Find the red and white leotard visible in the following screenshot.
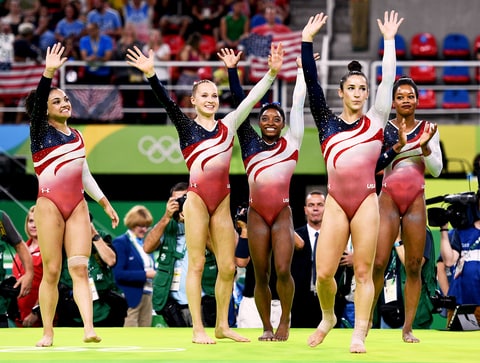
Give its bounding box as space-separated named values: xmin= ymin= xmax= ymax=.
xmin=147 ymin=71 xmax=277 ymax=214
xmin=381 ymin=120 xmax=442 ymax=215
xmin=301 ymin=39 xmax=397 ymax=219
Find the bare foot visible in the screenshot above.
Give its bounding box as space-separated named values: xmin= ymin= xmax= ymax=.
xmin=36 ymin=335 xmax=53 ymax=347
xmin=215 ymin=327 xmax=250 ymax=342
xmin=258 ymin=330 xmax=276 ymax=341
xmin=402 ymin=331 xmax=420 ymax=343
xmin=307 ymin=318 xmax=336 ymax=347
xmin=83 ymin=335 xmax=102 ymax=343
xmin=193 ymin=330 xmax=216 ymax=344
xmin=350 ymin=341 xmax=366 ymax=353
xmin=274 ymin=322 xmax=290 ymax=341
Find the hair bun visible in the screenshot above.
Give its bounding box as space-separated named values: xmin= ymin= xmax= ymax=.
xmin=347 ymin=60 xmax=362 ymax=73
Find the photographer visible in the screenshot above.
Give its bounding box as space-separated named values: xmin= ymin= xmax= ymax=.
xmin=439 ymin=202 xmax=480 ymax=310
xmin=0 ymin=210 xmax=33 ymax=327
xmin=56 ymin=218 xmax=127 ymax=327
xmin=144 ymin=182 xmax=218 ymax=327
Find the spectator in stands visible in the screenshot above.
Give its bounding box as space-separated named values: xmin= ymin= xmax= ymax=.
xmin=156 ymin=0 xmax=192 ymax=39
xmin=190 ymin=0 xmax=225 ymax=42
xmin=87 ymin=0 xmax=122 ymax=41
xmin=250 ymin=4 xmax=291 ymax=35
xmin=1 ymin=0 xmax=24 ymax=35
xmin=175 ymin=32 xmax=205 ymax=114
xmin=34 ymin=7 xmax=56 ymax=56
xmin=0 ymin=19 xmax=14 ymax=123
xmin=142 ymin=28 xmax=171 ymax=124
xmin=13 ymin=22 xmax=42 ymax=63
xmin=79 ymin=21 xmax=114 ymax=84
xmin=54 ymin=1 xmax=86 ymax=44
xmin=113 ymin=22 xmax=144 ymax=123
xmin=18 ymin=0 xmax=40 ymax=20
xmin=249 ymin=0 xmax=282 ymax=30
xmin=122 ymin=0 xmax=155 ymax=44
xmin=12 ymin=205 xmax=43 ymax=328
xmin=219 ymin=0 xmax=249 ymax=51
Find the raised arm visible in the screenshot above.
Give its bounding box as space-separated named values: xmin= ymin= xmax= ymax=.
xmin=288 ymin=58 xmax=306 ymax=144
xmin=224 ymin=43 xmax=283 ymax=129
xmin=371 ymin=11 xmax=404 ymax=122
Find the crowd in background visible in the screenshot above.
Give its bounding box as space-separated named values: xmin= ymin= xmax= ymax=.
xmin=0 ymin=0 xmax=291 ymax=124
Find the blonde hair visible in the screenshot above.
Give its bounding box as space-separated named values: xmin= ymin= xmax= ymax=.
xmin=123 ymin=205 xmax=153 ymax=229
xmin=24 ymin=205 xmax=35 ymax=238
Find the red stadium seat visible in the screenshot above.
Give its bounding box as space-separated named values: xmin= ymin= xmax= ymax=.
xmin=410 ymin=65 xmax=437 ymax=84
xmin=477 ymin=90 xmax=480 ymax=107
xmin=200 ymin=35 xmax=218 ymax=60
xmin=417 ymin=89 xmax=437 ymax=109
xmin=410 ymin=32 xmax=438 ymax=59
xmin=162 ymin=34 xmax=185 ymax=59
xmin=442 ymin=33 xmax=470 ymax=59
xmin=474 ymin=35 xmax=480 ymax=83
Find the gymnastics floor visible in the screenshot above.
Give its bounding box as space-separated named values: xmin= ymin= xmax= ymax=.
xmin=1 ymin=327 xmax=478 ymax=363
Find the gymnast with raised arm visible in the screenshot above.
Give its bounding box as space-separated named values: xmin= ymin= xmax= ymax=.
xmin=301 ymin=11 xmax=403 ymax=353
xmin=126 ymin=43 xmax=283 ymax=344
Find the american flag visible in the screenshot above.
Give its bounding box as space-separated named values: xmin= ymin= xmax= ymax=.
xmin=240 ymin=31 xmax=302 ymax=82
xmin=66 ymin=88 xmax=123 ymax=121
xmin=0 ymin=63 xmax=58 ymax=99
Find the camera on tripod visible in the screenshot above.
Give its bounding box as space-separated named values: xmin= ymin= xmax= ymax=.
xmin=427 ymin=191 xmax=479 ymax=229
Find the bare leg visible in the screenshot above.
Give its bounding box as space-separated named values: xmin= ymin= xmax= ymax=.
xmin=65 ymin=202 xmax=101 ymax=343
xmin=211 ymin=198 xmax=249 ymax=342
xmin=34 ymin=198 xmax=64 ymax=347
xmin=184 ymin=193 xmax=215 ymax=344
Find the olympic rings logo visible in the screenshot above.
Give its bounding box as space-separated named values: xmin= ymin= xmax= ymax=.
xmin=138 ymin=135 xmax=183 ymax=164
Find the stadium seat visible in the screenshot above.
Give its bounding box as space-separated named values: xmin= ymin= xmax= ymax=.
xmin=442 ymin=65 xmax=471 ymax=84
xmin=417 ymin=89 xmax=437 ymax=109
xmin=442 ymin=89 xmax=471 ymax=109
xmin=378 ymin=34 xmax=407 ymax=59
xmin=477 ymin=90 xmax=480 ymax=107
xmin=410 ymin=32 xmax=438 ymax=59
xmin=442 ymin=33 xmax=470 ymax=59
xmin=474 ymin=35 xmax=480 ymax=83
xmin=410 ymin=65 xmax=437 ymax=84
xmin=162 ymin=34 xmax=185 ymax=59
xmin=376 ymin=65 xmax=404 ymax=83
xmin=200 ymin=35 xmax=218 ymax=60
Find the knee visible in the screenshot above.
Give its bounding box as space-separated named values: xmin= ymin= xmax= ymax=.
xmin=404 ymin=258 xmax=422 ymax=278
xmin=67 ymin=255 xmax=89 ymax=278
xmin=217 ymin=261 xmax=235 ymax=280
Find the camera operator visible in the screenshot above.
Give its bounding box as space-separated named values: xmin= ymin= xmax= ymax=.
xmin=0 ymin=210 xmax=33 ymax=327
xmin=143 ymin=182 xmax=218 ymax=327
xmin=439 ymin=201 xmax=480 ymax=311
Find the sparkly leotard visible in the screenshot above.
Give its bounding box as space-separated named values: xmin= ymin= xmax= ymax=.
xmin=147 ymin=72 xmax=276 ymax=214
xmin=30 ymin=76 xmax=103 ymax=220
xmin=228 ymin=68 xmax=305 ymax=226
xmin=380 ymin=120 xmax=442 ymax=215
xmin=301 ymin=40 xmax=396 ymax=219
